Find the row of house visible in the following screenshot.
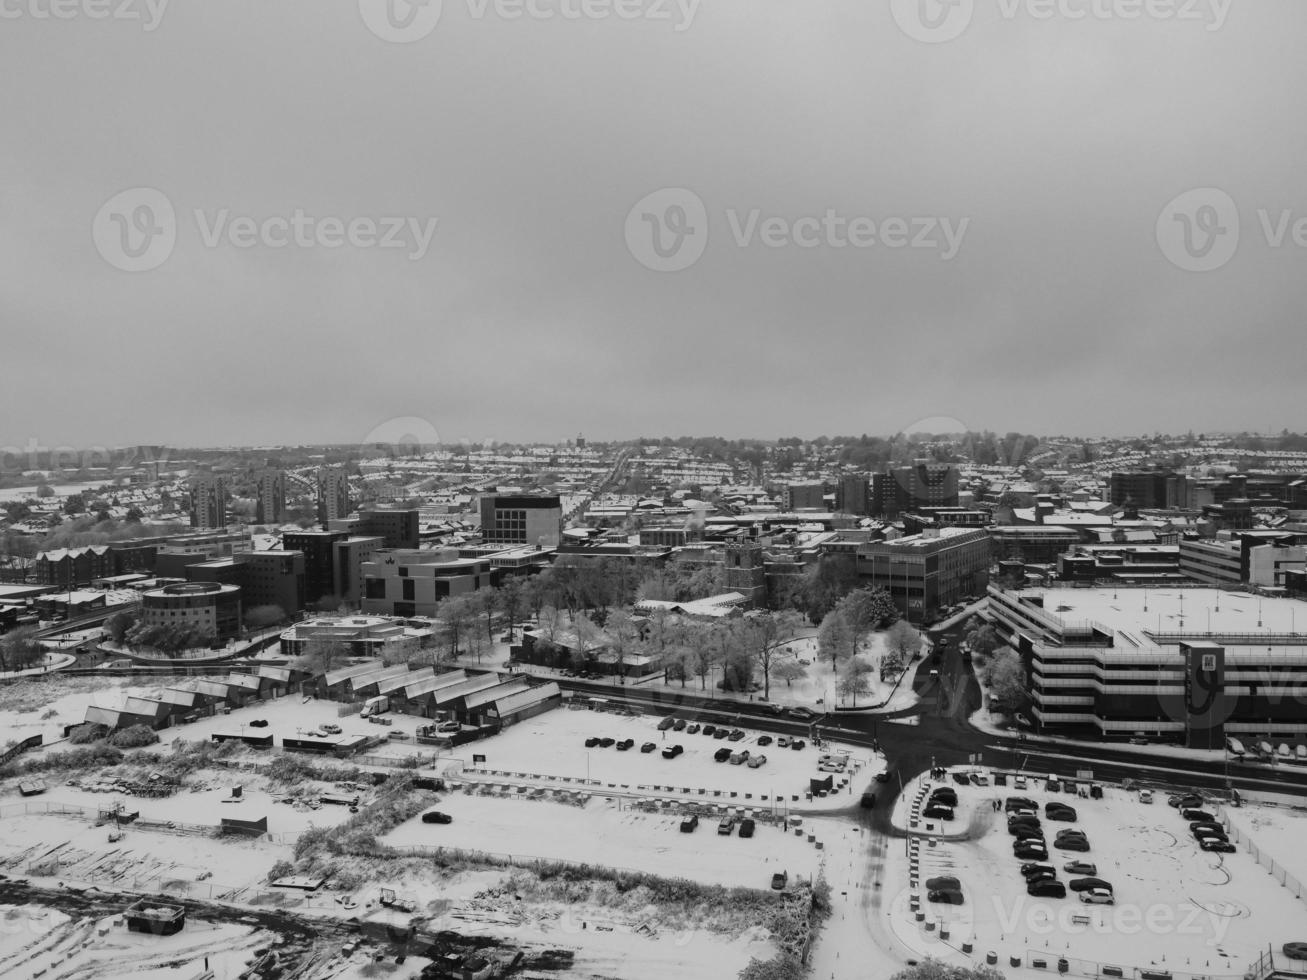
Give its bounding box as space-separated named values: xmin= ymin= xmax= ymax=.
xmin=79 ymin=665 xmax=301 ymax=732
xmin=312 ymin=661 xmax=560 ymax=726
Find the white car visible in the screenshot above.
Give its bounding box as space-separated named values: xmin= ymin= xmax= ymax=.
xmin=1013 ymin=776 xmax=1027 ymax=790
xmin=1139 ymin=790 xmax=1153 ymax=804
xmin=747 ymin=754 xmax=767 ymax=769
xmin=1080 ymin=889 xmax=1114 ymax=905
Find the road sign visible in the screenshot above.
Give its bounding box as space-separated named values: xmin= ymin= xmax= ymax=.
xmin=1076 ymin=770 xmax=1093 ymax=780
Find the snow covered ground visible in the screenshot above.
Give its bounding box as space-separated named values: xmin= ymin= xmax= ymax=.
xmin=772 ymin=633 xmax=921 ymax=713
xmin=0 ymin=676 xmax=197 ymax=747
xmin=0 ymin=906 xmax=266 ymax=980
xmin=383 ymin=791 xmax=821 ymax=889
xmin=883 ymin=768 xmax=1307 ymax=978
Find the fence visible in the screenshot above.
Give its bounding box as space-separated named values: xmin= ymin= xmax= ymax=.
xmin=1218 ymin=803 xmax=1307 ymax=910
xmin=0 ymin=798 xmax=301 ymax=846
xmin=0 ymin=734 xmax=42 ymax=767
xmin=1016 ymin=948 xmax=1247 ymax=980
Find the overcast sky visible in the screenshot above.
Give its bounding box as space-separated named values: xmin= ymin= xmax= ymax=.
xmin=2 ymin=0 xmax=1305 ymax=450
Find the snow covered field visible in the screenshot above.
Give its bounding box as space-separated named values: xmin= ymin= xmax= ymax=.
xmin=0 ymin=677 xmax=196 ymax=747
xmin=885 ymin=769 xmax=1307 ymax=977
xmin=769 ymin=633 xmax=921 ymax=713
xmin=0 ymin=906 xmax=266 ymax=980
xmin=383 ymin=791 xmax=820 ymax=889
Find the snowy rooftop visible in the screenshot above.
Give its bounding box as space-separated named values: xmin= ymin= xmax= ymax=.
xmin=1013 ymin=586 xmax=1307 ymax=639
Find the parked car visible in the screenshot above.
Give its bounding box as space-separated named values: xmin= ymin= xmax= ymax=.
xmin=738 ymin=818 xmax=756 ymax=838
xmin=1056 ymin=837 xmax=1090 ymax=852
xmin=662 ymin=744 xmax=684 ymax=759
xmin=714 ymin=747 xmax=733 ymax=762
xmin=1046 ymin=778 xmax=1061 ymax=792
xmin=790 ymin=739 xmax=806 ymax=751
xmin=1169 ymin=794 xmax=1203 ymax=810
xmin=321 ymin=723 xmax=342 ymax=735
xmin=1020 ymin=863 xmax=1056 ymax=878
xmin=923 ymin=804 xmax=955 ymax=820
xmin=421 ymin=811 xmax=453 ymax=825
xmin=729 ymin=751 xmax=751 ymax=765
xmin=952 ymin=772 xmax=971 ymax=786
xmin=1027 ymin=879 xmax=1067 ymax=898
xmin=728 ymin=729 xmax=746 ymax=742
xmin=757 ymin=735 xmax=773 ymax=747
xmin=1068 ymin=877 xmax=1112 ymax=893
xmin=930 ymin=789 xmax=959 ymax=807
xmin=1139 ymin=789 xmax=1153 ymax=804
xmin=926 ymin=875 xmax=961 ymax=891
xmin=641 ymin=742 xmax=657 ymax=753
xmin=1080 ymin=888 xmax=1114 ymax=905
xmin=1063 ymin=861 xmax=1097 ymax=876
xmin=680 ymin=814 xmax=699 ymax=833
xmin=969 ymin=772 xmax=989 ymax=786
xmin=436 ymin=720 xmax=460 ymax=733
xmin=747 ymin=754 xmax=767 ymax=769
xmin=249 ymin=719 xmax=269 ymax=728
xmin=771 ymin=871 xmax=788 ymax=891
xmin=1013 ymin=776 xmax=1027 ymax=790
xmin=788 ymin=707 xmax=817 ymax=721
xmin=702 ymin=725 xmax=717 ymax=737
xmin=1015 ymin=845 xmax=1049 ymax=860
xmin=584 ymin=737 xmax=601 ymax=748
xmin=1181 ymin=808 xmax=1215 ymax=822
xmin=1024 ymin=869 xmax=1057 ymax=884
xmin=616 ymin=739 xmax=634 ymax=751
xmin=599 ymin=737 xmax=616 ymax=748
xmin=657 ymin=716 xmax=676 ymax=731
xmin=1046 ymin=809 xmax=1077 ymax=822
xmin=776 ymin=735 xmax=791 ymax=748
xmin=927 ymin=890 xmax=965 ymax=905
xmin=875 ymin=770 xmax=891 ymax=784
xmin=673 ymin=718 xmax=687 ymax=731
xmin=686 ymin=724 xmax=700 ymax=734
xmin=717 ymin=817 xmax=735 ymax=836
xmin=714 ymin=729 xmax=730 ymax=740
xmin=1005 ymin=797 xmax=1037 ymax=812
xmin=1199 ymin=840 xmax=1236 ymax=853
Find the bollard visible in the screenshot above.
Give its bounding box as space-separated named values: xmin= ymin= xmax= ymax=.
xmin=987 ymin=952 xmax=998 ymax=966
xmin=962 ymin=942 xmax=973 ymax=954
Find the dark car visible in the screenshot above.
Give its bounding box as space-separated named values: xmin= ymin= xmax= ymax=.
xmin=757 ymin=735 xmax=773 ymax=747
xmin=728 ymin=729 xmax=746 ymax=742
xmin=927 ymin=890 xmax=965 ymax=905
xmin=1024 ymin=869 xmax=1057 ymax=885
xmin=421 ymin=811 xmax=453 ymax=824
xmin=771 ymin=871 xmax=788 ymax=890
xmin=790 ymin=739 xmax=806 ymax=751
xmin=1169 ymin=794 xmax=1204 ymax=810
xmin=584 ymin=737 xmax=601 ymax=748
xmin=702 ymin=725 xmax=716 ymax=737
xmin=714 ymin=729 xmax=730 ymax=740
xmin=1190 ymin=823 xmax=1225 ymax=837
xmin=599 ymin=737 xmax=616 ymax=748
xmin=616 ymin=739 xmax=634 ymax=751
xmin=1200 ymin=840 xmax=1236 ymax=853
xmin=930 ymin=789 xmax=959 ymax=807
xmin=1020 ymin=863 xmax=1056 ymax=877
xmin=673 ymin=718 xmax=687 ymax=731
xmin=952 ymin=772 xmax=971 ymax=786
xmin=1015 ymin=844 xmax=1049 ymax=859
xmin=1182 ymin=808 xmax=1215 ymax=822
xmin=1056 ymin=838 xmax=1090 ymax=852
xmin=923 ymin=804 xmax=954 ymax=820
xmin=657 ymin=716 xmax=676 ymax=731
xmin=1063 ymin=861 xmax=1097 ymax=875
xmin=249 ymin=719 xmax=269 ymax=728
xmin=739 ymin=818 xmax=756 ymax=838
xmin=1046 ymin=804 xmax=1077 ymax=821
xmin=662 ymin=744 xmax=684 ymax=759
xmin=788 ymin=707 xmax=817 ymax=722
xmin=686 ymin=724 xmax=700 ymax=734
xmin=1027 ymin=879 xmax=1067 ymax=898
xmin=641 ymin=742 xmax=657 ymax=753
xmin=714 ymin=747 xmax=733 ymax=762
xmin=860 ymin=792 xmax=877 ymax=809
xmin=680 ymin=814 xmax=698 ymax=833
xmin=875 ymin=770 xmax=891 ymax=784
xmin=1005 ymin=797 xmax=1037 ymax=812
xmin=1068 ymin=877 xmax=1112 ymax=893
xmin=926 ymin=875 xmax=961 ymax=891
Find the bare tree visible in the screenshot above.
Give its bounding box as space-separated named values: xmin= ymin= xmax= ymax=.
xmin=605 ymin=608 xmax=639 ymax=682
xmin=837 ymin=658 xmax=874 ymax=706
xmin=817 ymin=609 xmax=855 ymax=669
xmin=292 ymin=638 xmax=349 ymax=677
xmin=740 ymin=609 xmax=804 ymax=701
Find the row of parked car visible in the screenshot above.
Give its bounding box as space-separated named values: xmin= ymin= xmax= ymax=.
xmin=583 ymin=736 xmax=685 ymax=759
xmin=1003 ymin=796 xmax=1108 ymax=902
xmin=713 ymin=746 xmax=767 ymax=768
xmin=1168 ymin=793 xmax=1236 ymax=853
xmin=656 ymin=715 xmax=810 ymax=749
xmin=678 ymin=812 xmax=757 ymax=838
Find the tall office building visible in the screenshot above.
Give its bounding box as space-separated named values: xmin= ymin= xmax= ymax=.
xmin=256 ymin=469 xmax=287 ymax=524
xmin=838 ymin=474 xmax=870 ymax=516
xmin=317 ymin=465 xmax=351 ymax=524
xmin=188 ymin=473 xmax=229 ymax=530
xmin=871 ymin=462 xmax=960 ymax=517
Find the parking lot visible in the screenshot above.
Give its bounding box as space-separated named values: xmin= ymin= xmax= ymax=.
xmin=888 ymin=769 xmax=1307 ymax=976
